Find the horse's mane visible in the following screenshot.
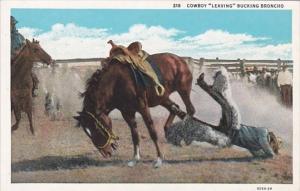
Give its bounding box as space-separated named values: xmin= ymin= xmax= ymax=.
xmin=11 ymin=42 xmax=27 ymax=64
xmin=11 ymin=42 xmax=34 ymax=84
xmin=81 ymin=59 xmax=124 ymax=99
xmin=80 ymin=69 xmax=104 ymax=98
xmin=80 ymin=61 xmax=121 ymax=113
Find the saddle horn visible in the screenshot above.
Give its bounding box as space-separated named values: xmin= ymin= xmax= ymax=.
xmin=107 ymin=40 xmax=117 ymax=48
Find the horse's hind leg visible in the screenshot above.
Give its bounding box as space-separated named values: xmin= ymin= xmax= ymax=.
xmin=12 ymin=108 xmax=21 ymax=132
xmin=177 ymin=75 xmax=195 ymax=116
xmin=121 ymin=111 xmax=140 ymax=167
xmin=161 ymin=99 xmax=180 ymax=134
xmin=179 ymin=90 xmax=195 ymax=116
xmin=139 ymin=105 xmax=163 ymax=168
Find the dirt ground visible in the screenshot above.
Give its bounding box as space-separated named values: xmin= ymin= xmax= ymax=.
xmin=11 ymin=91 xmax=293 ymax=184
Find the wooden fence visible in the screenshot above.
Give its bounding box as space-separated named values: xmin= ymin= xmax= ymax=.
xmin=183 ymin=57 xmax=293 ymax=75
xmin=52 ymin=57 xmax=293 ymax=76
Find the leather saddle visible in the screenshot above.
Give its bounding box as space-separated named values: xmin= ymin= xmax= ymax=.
xmin=106 ymin=40 xmax=165 ymax=96
xmin=108 ymin=40 xmax=143 ymax=58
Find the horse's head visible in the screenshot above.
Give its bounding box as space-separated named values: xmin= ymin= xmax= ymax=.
xmin=26 ymin=39 xmax=53 ymax=65
xmin=74 ymin=111 xmax=119 ymax=158
xmin=75 ymin=64 xmax=121 ymax=157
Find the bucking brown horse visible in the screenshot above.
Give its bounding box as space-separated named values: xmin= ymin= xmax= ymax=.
xmin=74 ymin=53 xmax=195 ymax=168
xmin=11 ymin=39 xmax=52 ymax=135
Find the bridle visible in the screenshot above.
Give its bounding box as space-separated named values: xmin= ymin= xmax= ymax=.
xmin=85 ymin=111 xmax=118 ymax=149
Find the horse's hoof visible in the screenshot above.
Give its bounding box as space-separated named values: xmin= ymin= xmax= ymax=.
xmin=128 ymin=160 xmax=138 ymax=167
xmin=11 ymin=125 xmax=18 ymax=131
xmin=30 ymin=130 xmax=35 ymax=136
xmin=153 ymin=157 xmax=163 ymax=168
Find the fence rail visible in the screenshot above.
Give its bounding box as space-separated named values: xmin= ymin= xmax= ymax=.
xmin=52 ymin=57 xmax=293 ymax=75
xmin=183 ymin=57 xmax=293 ymax=75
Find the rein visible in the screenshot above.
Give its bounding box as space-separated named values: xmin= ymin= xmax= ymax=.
xmin=85 ymin=111 xmax=118 ymax=149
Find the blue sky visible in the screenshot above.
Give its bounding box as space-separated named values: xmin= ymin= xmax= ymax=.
xmin=11 ymin=9 xmax=292 ymax=59
xmin=12 ymin=9 xmax=291 ymax=43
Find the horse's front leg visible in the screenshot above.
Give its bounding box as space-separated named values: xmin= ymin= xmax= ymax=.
xmin=26 ymin=109 xmax=34 ymax=135
xmin=139 ymin=106 xmax=163 ymax=168
xmin=12 ymin=108 xmax=21 ymax=132
xmin=121 ymin=111 xmax=140 ymax=167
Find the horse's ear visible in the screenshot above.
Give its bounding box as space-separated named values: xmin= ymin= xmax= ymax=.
xmin=26 ymin=39 xmax=32 ymax=47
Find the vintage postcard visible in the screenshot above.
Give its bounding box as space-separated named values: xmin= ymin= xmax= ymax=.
xmin=1 ymin=0 xmax=299 ymax=191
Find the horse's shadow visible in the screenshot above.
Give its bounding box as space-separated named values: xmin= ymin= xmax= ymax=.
xmin=12 ymin=154 xmax=256 ymax=173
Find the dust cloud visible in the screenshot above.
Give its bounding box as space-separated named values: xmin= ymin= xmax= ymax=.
xmin=34 ymin=65 xmax=85 ymax=118
xmin=152 ymin=67 xmax=293 ymax=150
xmin=34 ymin=65 xmax=293 ymax=150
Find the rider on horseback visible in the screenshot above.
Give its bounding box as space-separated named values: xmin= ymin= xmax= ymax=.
xmin=11 ymin=16 xmax=39 ymax=97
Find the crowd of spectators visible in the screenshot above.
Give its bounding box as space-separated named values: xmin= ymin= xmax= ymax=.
xmin=229 ymin=65 xmax=293 ymax=108
xmin=245 ymin=65 xmax=293 ymax=107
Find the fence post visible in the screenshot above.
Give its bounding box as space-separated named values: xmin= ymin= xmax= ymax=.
xmin=239 ymin=58 xmax=245 ymax=77
xmin=199 ymin=57 xmax=204 ymax=69
xmin=188 ymin=57 xmax=193 ymax=72
xmin=190 ymin=57 xmax=194 ymax=65
xmin=277 ymin=58 xmax=282 ymax=71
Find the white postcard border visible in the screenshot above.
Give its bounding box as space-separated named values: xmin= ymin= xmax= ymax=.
xmin=1 ymin=1 xmax=299 ymax=191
